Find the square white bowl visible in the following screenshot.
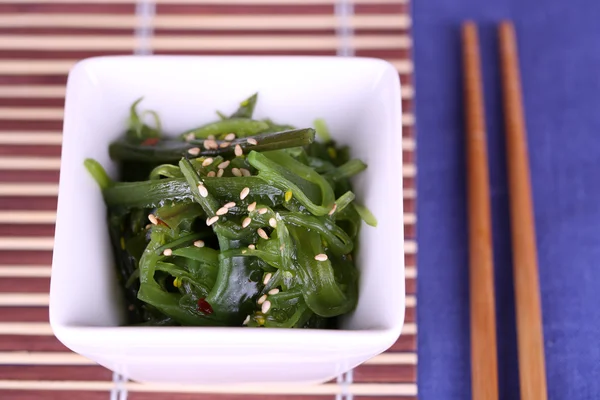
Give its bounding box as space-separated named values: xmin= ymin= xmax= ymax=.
xmin=50 ymin=55 xmax=405 ymax=385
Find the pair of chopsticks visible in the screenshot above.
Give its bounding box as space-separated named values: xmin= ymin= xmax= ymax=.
xmin=462 ymin=21 xmax=548 ymax=400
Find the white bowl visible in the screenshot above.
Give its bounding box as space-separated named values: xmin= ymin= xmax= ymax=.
xmin=50 ymin=55 xmax=405 ymax=385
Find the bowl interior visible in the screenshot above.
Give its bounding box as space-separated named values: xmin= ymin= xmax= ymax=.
xmin=51 ymin=56 xmax=404 ymax=333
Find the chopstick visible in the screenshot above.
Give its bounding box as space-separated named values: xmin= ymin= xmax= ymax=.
xmin=461 ymin=21 xmax=499 ymax=400
xmin=498 ymin=21 xmax=548 ymax=400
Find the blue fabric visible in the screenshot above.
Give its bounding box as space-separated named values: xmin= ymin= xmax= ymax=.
xmin=414 ymin=1 xmax=600 ymax=399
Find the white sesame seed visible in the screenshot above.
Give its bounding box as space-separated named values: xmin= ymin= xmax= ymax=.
xmin=207 ymin=171 xmax=216 ymax=177
xmin=217 ymin=160 xmax=230 ymax=169
xmin=258 ymin=208 xmax=268 ymax=215
xmin=234 ymin=144 xmax=243 ymax=157
xmin=240 ymin=168 xmax=251 ymax=177
xmin=257 ymin=294 xmax=267 ymax=305
xmin=185 ymin=133 xmax=195 ymax=142
xmin=242 ymin=250 xmax=247 ymax=254
xmin=242 ymin=217 xmax=252 ymax=228
xmin=217 ymin=168 xmax=224 ymax=177
xmin=261 ymin=300 xmax=272 ymax=314
xmin=328 ymin=203 xmax=337 ymax=216
xmin=216 ymin=207 xmax=229 ymax=216
xmin=247 ymin=138 xmax=258 ymax=145
xmin=193 ymin=240 xmax=205 ymax=248
xmin=269 ymin=218 xmax=277 ymax=228
xmin=242 ymin=315 xmax=250 ymax=325
xmin=231 ymin=168 xmax=242 ymax=177
xmin=207 ymin=135 xmax=215 ymax=140
xmin=202 ymin=157 xmax=214 ymax=167
xmin=188 ymin=147 xmax=201 ymax=156
xmin=314 ymin=253 xmax=328 ymax=261
xmin=248 ymin=202 xmax=257 ymax=212
xmin=224 ymin=133 xmax=236 ymax=141
xmin=263 ymin=272 xmax=272 ymax=285
xmin=248 ymin=244 xmax=256 ymax=250
xmin=224 ymin=202 xmax=236 ymax=209
xmin=257 ymin=228 xmax=269 ymax=240
xmin=148 ymin=214 xmax=158 ymax=225
xmin=219 ymin=141 xmax=231 ymax=148
xmin=197 ymin=184 xmax=208 ymax=198
xmin=268 ymin=288 xmax=279 ymax=295
xmin=240 ymin=187 xmax=250 ymax=200
xmin=206 ymin=216 xmax=219 ymax=226
xmin=145 ymin=224 xmax=152 ymax=230
xmin=163 ymin=248 xmax=173 ymax=256
xmin=204 ymin=139 xmax=218 ymax=150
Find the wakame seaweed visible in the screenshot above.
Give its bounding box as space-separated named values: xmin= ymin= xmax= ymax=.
xmin=85 ymin=93 xmax=376 ymax=328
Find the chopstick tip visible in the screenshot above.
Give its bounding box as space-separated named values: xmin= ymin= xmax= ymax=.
xmin=462 ymin=20 xmax=477 ymax=31
xmin=499 ymin=20 xmax=515 ymax=34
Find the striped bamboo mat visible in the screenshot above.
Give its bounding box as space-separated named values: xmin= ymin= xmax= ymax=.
xmin=0 ymin=0 xmax=416 ymax=398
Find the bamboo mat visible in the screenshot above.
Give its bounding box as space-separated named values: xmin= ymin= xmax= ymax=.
xmin=0 ymin=0 xmax=416 ymax=399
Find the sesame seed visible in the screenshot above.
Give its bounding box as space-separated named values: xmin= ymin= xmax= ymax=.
xmin=328 ymin=203 xmax=337 ymax=216
xmin=240 ymin=187 xmax=250 ymax=200
xmin=202 ymin=157 xmax=214 ymax=167
xmin=247 ymin=138 xmax=258 ymax=145
xmin=188 ymin=147 xmax=201 ymax=156
xmin=261 ymin=300 xmax=272 ymax=314
xmin=240 ymin=168 xmax=251 ymax=177
xmin=285 ymin=190 xmax=293 ymax=202
xmin=194 ymin=240 xmax=205 ymax=248
xmin=242 ymin=217 xmax=252 ymax=228
xmin=268 ymin=288 xmax=280 ymax=295
xmin=257 ymin=294 xmax=267 ymax=305
xmin=263 ymin=272 xmax=272 ymax=285
xmin=234 ymin=144 xmax=243 ymax=157
xmin=197 ymin=184 xmax=208 ymax=197
xmin=148 ymin=214 xmax=158 ymax=225
xmin=207 ymin=171 xmax=216 ymax=177
xmin=206 ymin=216 xmax=219 ymax=226
xmin=242 ymin=315 xmax=250 ymax=325
xmin=145 ymin=224 xmax=152 ymax=230
xmin=248 ymin=202 xmax=257 ymax=212
xmin=231 ymin=168 xmax=242 ymax=177
xmin=163 ymin=248 xmax=173 ymax=256
xmin=224 ymin=202 xmax=236 ymax=209
xmin=217 ymin=160 xmax=230 ymax=169
xmin=185 ymin=133 xmax=195 ymax=141
xmin=258 ymin=208 xmax=268 ymax=215
xmin=224 ymin=133 xmax=236 ymax=141
xmin=269 ymin=218 xmax=277 ymax=228
xmin=216 ymin=207 xmax=229 ymax=216
xmin=219 ymin=141 xmax=231 ymax=148
xmin=204 ymin=139 xmax=218 ymax=150
xmin=207 ymin=135 xmax=215 ymax=140
xmin=279 ymin=244 xmax=284 ymax=251
xmin=248 ymin=244 xmax=256 ymax=250
xmin=314 ymin=253 xmax=328 ymax=261
xmin=242 ymin=250 xmax=247 ymax=254
xmin=257 ymin=228 xmax=269 ymax=240
xmin=217 ymin=168 xmax=224 ymax=177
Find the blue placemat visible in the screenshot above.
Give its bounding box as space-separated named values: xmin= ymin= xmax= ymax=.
xmin=415 ymin=0 xmax=600 ymax=398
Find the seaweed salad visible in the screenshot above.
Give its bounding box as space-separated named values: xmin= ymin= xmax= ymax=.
xmin=85 ymin=93 xmax=376 ymax=329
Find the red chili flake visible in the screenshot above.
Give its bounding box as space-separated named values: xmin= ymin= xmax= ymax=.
xmin=197 ymin=298 xmax=213 ymax=315
xmin=141 ymin=137 xmax=160 ymax=146
xmin=156 ymin=218 xmax=170 ymax=228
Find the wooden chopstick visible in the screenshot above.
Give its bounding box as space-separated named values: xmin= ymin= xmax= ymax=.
xmin=461 ymin=21 xmax=499 ymax=400
xmin=498 ymin=21 xmax=548 ymax=400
